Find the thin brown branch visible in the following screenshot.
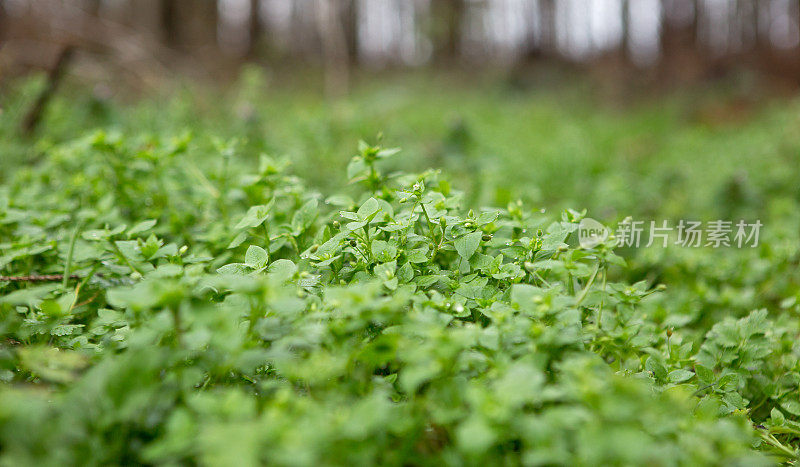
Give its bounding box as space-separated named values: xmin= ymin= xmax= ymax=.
xmin=0 ymin=274 xmax=80 ymax=282
xmin=72 ymin=291 xmax=101 ymax=309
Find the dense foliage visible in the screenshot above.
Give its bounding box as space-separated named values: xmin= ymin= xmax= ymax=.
xmin=1 ymin=75 xmax=799 ymax=464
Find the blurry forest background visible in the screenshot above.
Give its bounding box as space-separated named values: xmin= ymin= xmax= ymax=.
xmin=3 ymin=0 xmax=800 ymax=95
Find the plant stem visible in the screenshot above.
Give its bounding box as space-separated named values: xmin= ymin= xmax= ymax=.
xmin=575 ymin=262 xmax=600 ymax=306
xmin=110 ymin=241 xmax=143 ymax=276
xmin=62 ymin=222 xmax=82 ymax=289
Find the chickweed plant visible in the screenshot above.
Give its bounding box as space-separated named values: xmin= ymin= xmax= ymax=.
xmin=0 ymin=131 xmax=797 ymax=465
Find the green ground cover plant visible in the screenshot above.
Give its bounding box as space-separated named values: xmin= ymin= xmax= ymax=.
xmin=1 ymin=74 xmax=799 ymax=464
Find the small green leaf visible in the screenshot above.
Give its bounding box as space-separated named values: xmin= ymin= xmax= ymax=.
xmin=781 ymin=400 xmax=800 ymax=416
xmin=645 ymin=356 xmax=668 ymax=381
xmin=235 ymin=203 xmax=272 ymax=230
xmin=217 ymin=263 xmax=251 ymax=275
xmin=267 ymin=259 xmax=297 ymax=278
xmin=771 ymin=408 xmax=786 ymax=426
xmin=291 ymin=199 xmax=318 ymax=232
xmin=454 ymin=231 xmax=482 ymax=261
xmin=357 ymin=197 xmax=381 ymax=220
xmin=694 ymin=364 xmax=715 ymax=384
xmin=245 ymin=245 xmax=269 ymax=269
xmin=128 ymin=219 xmax=158 ymax=236
xmin=668 ymin=369 xmax=695 ymax=383
xmin=227 ymin=232 xmax=248 ymax=249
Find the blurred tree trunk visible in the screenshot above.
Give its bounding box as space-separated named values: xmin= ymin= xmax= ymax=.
xmin=539 ymin=0 xmax=556 ymax=54
xmin=163 ymin=0 xmax=217 ymax=51
xmin=753 ymin=0 xmax=765 ymax=50
xmin=289 ymin=1 xmax=314 ymax=57
xmin=342 ymin=0 xmax=359 ymax=65
xmin=158 ymin=0 xmax=217 ymax=50
xmin=620 ymin=0 xmax=630 ymax=61
xmin=317 ymin=0 xmax=349 ymax=97
xmin=160 ymin=0 xmax=178 ymax=46
xmin=85 ymin=0 xmax=101 ymax=16
xmin=248 ymin=0 xmax=261 ymax=57
xmin=734 ymin=0 xmax=754 ymax=48
xmin=0 ymin=0 xmax=6 ymax=43
xmin=431 ymin=0 xmax=464 ymax=61
xmin=658 ymin=0 xmax=706 ymax=83
xmin=795 ymin=0 xmax=800 ymax=53
xmin=661 ymin=0 xmax=697 ymax=57
xmin=21 ymin=46 xmax=74 ymax=136
xmin=196 ymin=0 xmax=219 ymax=49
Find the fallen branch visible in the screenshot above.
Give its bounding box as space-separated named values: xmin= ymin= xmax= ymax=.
xmin=0 ymin=274 xmax=80 ymax=282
